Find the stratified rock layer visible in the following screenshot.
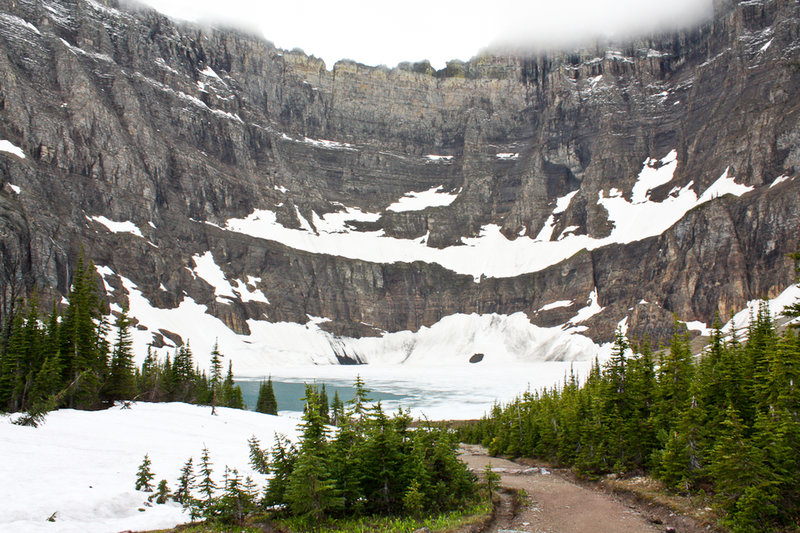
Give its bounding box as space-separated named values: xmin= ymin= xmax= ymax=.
xmin=0 ymin=0 xmax=798 ymax=354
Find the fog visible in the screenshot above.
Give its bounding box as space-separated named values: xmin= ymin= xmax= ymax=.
xmin=135 ymin=0 xmax=715 ymax=69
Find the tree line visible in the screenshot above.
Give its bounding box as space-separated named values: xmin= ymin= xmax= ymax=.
xmin=137 ymin=378 xmax=479 ymax=528
xmin=459 ymin=299 xmax=800 ymax=532
xmin=0 ymin=252 xmax=246 ymax=423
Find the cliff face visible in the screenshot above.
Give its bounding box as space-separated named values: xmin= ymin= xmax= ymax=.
xmin=1 ymin=0 xmax=799 ymax=365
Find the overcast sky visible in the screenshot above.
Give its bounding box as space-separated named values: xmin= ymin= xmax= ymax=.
xmin=136 ymin=0 xmax=715 ymax=70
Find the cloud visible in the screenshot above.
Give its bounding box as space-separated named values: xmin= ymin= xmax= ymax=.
xmin=135 ymin=0 xmax=715 ymax=70
xmin=491 ymin=0 xmax=715 ymax=51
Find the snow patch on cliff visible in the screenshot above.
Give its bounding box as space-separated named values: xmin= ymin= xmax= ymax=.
xmin=387 ymin=186 xmax=459 ymax=212
xmin=770 ymin=175 xmax=790 ymax=188
xmin=88 ymin=216 xmax=144 ymax=238
xmin=191 ymin=252 xmax=269 ymax=304
xmin=539 ymin=300 xmax=573 ymax=311
xmin=631 ymin=150 xmax=678 ymax=203
xmin=535 ymin=190 xmax=579 ymax=242
xmin=696 ymin=167 xmax=754 ymax=204
xmin=0 ymin=140 xmax=26 ymax=159
xmin=221 ymin=151 xmax=756 ymax=280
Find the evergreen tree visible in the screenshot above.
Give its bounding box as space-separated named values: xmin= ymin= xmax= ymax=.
xmin=221 ymin=360 xmax=245 ymax=409
xmin=210 ymin=341 xmax=223 ymax=415
xmin=29 ymin=352 xmax=62 ymax=408
xmin=331 ymin=390 xmax=344 ymax=426
xmin=198 ymin=446 xmax=216 ymax=505
xmin=107 ymin=307 xmax=135 ymax=402
xmin=319 ymin=383 xmax=330 ymax=424
xmin=263 ymin=433 xmax=297 ymax=507
xmin=135 ymin=454 xmax=155 ymax=492
xmin=483 ymin=463 xmax=501 ymax=499
xmin=359 ymin=401 xmax=403 ymax=514
xmin=174 ymin=457 xmax=195 ymax=504
xmin=653 ymin=324 xmax=695 ymax=437
xmin=255 ymin=376 xmax=278 ymax=415
xmin=154 ymin=479 xmax=170 ymax=504
xmin=708 ymin=405 xmax=769 ymax=530
xmin=346 ymin=375 xmax=372 ymax=429
xmin=61 ymin=253 xmax=107 ymax=408
xmin=286 ymin=384 xmax=342 ymax=520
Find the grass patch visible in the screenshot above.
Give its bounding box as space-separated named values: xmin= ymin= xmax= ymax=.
xmin=276 ymin=500 xmax=492 ymax=533
xmin=142 ymin=500 xmax=492 ymax=533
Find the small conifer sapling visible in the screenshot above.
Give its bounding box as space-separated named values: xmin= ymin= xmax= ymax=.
xmin=135 ymin=454 xmax=155 ymax=492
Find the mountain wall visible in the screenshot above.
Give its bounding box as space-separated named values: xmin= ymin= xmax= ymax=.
xmin=1 ymin=0 xmax=799 ymax=368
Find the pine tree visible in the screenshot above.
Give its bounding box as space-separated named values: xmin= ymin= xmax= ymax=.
xmin=255 ymin=376 xmax=278 ymax=415
xmin=286 ymin=384 xmax=342 ymax=520
xmin=59 ymin=253 xmax=108 ymax=409
xmin=198 ymin=446 xmax=216 ymax=505
xmin=483 ymin=462 xmax=501 ymax=499
xmin=360 ymin=401 xmax=403 ymax=514
xmin=210 ymin=341 xmax=223 ymax=415
xmin=221 ymin=360 xmax=245 ymax=409
xmin=107 ymin=307 xmax=135 ymax=402
xmin=174 ymin=457 xmax=195 ymax=504
xmin=708 ymin=405 xmax=769 ymax=530
xmin=154 ymin=479 xmax=170 ymax=504
xmin=135 ymin=454 xmax=155 ymax=492
xmin=29 ymin=352 xmax=61 ymax=408
xmin=653 ymin=324 xmax=695 ymax=437
xmin=331 ymin=390 xmax=344 ymax=426
xmin=263 ymin=433 xmax=297 ymax=507
xmin=248 ymin=436 xmax=270 ymax=475
xmin=319 ymin=383 xmax=330 ymax=424
xmin=329 ymin=413 xmax=363 ymax=512
xmin=346 ymin=375 xmax=372 ymax=429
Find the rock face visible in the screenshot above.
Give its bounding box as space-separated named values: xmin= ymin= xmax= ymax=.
xmin=0 ymin=0 xmax=799 ymax=363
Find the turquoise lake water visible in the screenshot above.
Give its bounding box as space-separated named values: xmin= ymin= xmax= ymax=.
xmin=236 ymin=379 xmax=405 ymax=414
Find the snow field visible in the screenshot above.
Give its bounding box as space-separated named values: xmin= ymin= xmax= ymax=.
xmin=222 ymin=150 xmax=756 ymax=280
xmin=0 ymin=402 xmax=300 ymax=533
xmin=99 ymin=255 xmax=606 ymax=375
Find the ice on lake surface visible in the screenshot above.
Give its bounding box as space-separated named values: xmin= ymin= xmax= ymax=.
xmin=238 ymin=361 xmax=596 ymax=420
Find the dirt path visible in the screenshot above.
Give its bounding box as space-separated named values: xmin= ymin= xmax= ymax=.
xmin=459 ymin=445 xmax=665 ymax=533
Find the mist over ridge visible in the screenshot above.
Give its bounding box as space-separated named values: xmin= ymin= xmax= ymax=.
xmin=135 ymin=0 xmax=715 ymax=70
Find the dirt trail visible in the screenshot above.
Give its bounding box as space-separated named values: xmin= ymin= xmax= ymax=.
xmin=459 ymin=445 xmax=664 ymax=533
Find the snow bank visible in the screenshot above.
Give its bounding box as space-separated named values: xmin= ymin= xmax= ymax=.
xmin=114 ymin=270 xmax=601 ymax=375
xmin=0 ymin=403 xmax=300 ymax=533
xmin=724 ymin=283 xmax=800 ymax=335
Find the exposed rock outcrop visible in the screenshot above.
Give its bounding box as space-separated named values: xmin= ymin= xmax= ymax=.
xmin=0 ymin=0 xmax=798 ymax=361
